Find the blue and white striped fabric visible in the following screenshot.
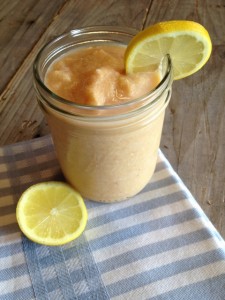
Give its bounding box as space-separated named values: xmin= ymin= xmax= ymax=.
xmin=1 ymin=135 xmax=225 ymax=299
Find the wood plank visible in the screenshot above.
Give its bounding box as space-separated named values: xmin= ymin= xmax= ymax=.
xmin=0 ymin=0 xmax=66 ymax=93
xmin=0 ymin=0 xmax=151 ymax=145
xmin=144 ymin=0 xmax=225 ymax=236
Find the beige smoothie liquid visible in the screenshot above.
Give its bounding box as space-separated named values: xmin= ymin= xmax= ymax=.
xmin=44 ymin=45 xmax=169 ymax=202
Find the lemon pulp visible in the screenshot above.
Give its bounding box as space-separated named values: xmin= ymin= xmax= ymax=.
xmin=125 ymin=20 xmax=212 ymax=79
xmin=16 ymin=182 xmax=88 ymax=246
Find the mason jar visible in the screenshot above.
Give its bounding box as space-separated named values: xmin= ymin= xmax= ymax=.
xmin=33 ymin=26 xmax=173 ymax=202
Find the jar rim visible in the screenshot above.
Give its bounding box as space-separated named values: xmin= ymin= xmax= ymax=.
xmin=33 ymin=26 xmax=173 ymax=118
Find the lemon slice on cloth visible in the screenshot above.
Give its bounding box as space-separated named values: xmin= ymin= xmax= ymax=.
xmin=16 ymin=182 xmax=88 ymax=246
xmin=125 ymin=20 xmax=212 ymax=79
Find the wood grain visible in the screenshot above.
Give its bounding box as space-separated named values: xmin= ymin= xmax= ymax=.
xmin=0 ymin=0 xmax=225 ymax=237
xmin=147 ymin=0 xmax=225 ymax=235
xmin=0 ymin=0 xmax=66 ymax=94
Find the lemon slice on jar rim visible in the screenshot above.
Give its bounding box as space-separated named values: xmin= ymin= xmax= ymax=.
xmin=125 ymin=20 xmax=212 ymax=80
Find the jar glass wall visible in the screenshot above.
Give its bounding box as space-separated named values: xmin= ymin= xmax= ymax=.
xmin=33 ymin=26 xmax=173 ymax=202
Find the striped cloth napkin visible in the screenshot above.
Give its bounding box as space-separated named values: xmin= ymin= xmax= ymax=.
xmin=1 ymin=135 xmax=225 ymax=300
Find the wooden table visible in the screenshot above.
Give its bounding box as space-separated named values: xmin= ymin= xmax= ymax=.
xmin=1 ymin=1 xmax=225 ymax=237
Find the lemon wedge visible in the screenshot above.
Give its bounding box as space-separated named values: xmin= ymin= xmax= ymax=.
xmin=16 ymin=182 xmax=88 ymax=246
xmin=125 ymin=20 xmax=212 ymax=79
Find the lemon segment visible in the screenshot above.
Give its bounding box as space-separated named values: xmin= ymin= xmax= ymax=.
xmin=125 ymin=20 xmax=212 ymax=80
xmin=16 ymin=182 xmax=88 ymax=246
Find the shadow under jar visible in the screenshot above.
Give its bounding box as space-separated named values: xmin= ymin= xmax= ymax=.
xmin=33 ymin=26 xmax=173 ymax=203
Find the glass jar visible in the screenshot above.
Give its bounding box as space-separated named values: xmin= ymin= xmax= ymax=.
xmin=33 ymin=26 xmax=173 ymax=202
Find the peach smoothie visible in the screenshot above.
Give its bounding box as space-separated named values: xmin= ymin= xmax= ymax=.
xmin=45 ymin=46 xmax=161 ymax=106
xmin=34 ymin=28 xmax=172 ymax=202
